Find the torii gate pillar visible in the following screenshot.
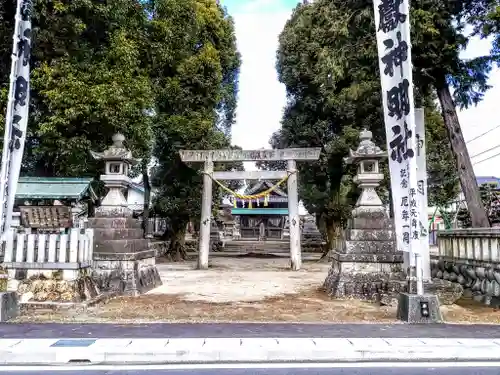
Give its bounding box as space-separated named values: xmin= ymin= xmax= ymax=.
xmin=287 ymin=159 xmax=301 ymax=270
xmin=180 ymin=148 xmax=321 ymax=270
xmin=199 ymin=159 xmax=213 ymax=269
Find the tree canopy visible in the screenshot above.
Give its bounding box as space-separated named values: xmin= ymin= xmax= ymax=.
xmin=1 ymin=0 xmax=155 ymax=177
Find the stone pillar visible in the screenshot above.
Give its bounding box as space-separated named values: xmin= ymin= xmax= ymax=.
xmin=403 ymin=108 xmax=431 ymax=282
xmin=198 ymin=160 xmax=213 ymax=270
xmin=415 ymin=108 xmax=431 ymax=281
xmin=287 ymin=159 xmax=301 ymax=271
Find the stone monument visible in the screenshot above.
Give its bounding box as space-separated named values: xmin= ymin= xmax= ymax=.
xmin=323 ymin=129 xmax=405 ymax=302
xmin=301 ymin=214 xmax=324 ymax=252
xmin=89 ymin=134 xmax=161 ymax=295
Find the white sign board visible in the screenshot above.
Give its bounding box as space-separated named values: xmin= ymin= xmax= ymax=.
xmin=0 ymin=0 xmax=32 ymax=238
xmin=373 ymin=0 xmax=422 ymax=253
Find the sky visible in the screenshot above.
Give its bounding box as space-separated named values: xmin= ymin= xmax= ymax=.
xmin=220 ymin=0 xmax=500 ymax=177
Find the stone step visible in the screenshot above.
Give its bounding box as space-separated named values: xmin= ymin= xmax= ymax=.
xmin=93 ymin=228 xmax=144 ymax=241
xmin=94 ymin=239 xmax=150 ymax=253
xmin=88 ymin=217 xmax=143 ymax=229
xmin=224 ymin=241 xmax=290 ymax=245
xmin=223 ymin=238 xmax=289 ymax=242
xmin=200 ymin=251 xmax=321 ymax=260
xmin=222 ymin=247 xmax=290 ymax=253
xmin=223 ymin=243 xmax=290 ymax=251
xmin=223 ymin=241 xmax=288 ymax=246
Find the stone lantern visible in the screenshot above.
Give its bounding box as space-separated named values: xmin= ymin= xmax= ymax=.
xmin=344 ymin=129 xmax=387 ymax=215
xmin=88 ymin=134 xmax=161 ymax=296
xmin=323 ymin=128 xmax=405 ymax=303
xmin=90 ymin=133 xmax=138 ymax=216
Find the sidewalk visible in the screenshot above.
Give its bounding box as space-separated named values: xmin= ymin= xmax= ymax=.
xmin=1 ymin=337 xmax=500 ymax=365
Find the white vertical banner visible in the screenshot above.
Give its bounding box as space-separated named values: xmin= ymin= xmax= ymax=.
xmin=0 ymin=0 xmax=32 ymax=238
xmin=415 ymin=108 xmax=431 ymax=278
xmin=373 ymin=0 xmax=421 ymax=254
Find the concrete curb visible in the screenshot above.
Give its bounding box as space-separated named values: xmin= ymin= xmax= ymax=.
xmin=1 ymin=338 xmax=500 ymax=365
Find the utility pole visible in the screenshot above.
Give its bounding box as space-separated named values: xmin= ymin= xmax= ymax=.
xmin=435 ymin=81 xmax=491 ymax=228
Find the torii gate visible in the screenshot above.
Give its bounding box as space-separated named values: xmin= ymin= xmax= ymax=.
xmin=179 ymin=148 xmax=321 ymax=270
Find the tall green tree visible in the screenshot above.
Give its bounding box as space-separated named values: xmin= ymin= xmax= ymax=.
xmin=1 ymin=0 xmax=154 ymax=176
xmin=147 ymin=0 xmax=241 ymax=260
xmin=272 ymin=0 xmax=466 ymax=251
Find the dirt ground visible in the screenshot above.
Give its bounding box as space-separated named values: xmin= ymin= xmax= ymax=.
xmin=14 ymin=256 xmax=500 ymax=324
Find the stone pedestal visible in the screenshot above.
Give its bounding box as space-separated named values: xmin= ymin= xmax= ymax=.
xmin=323 ymin=209 xmax=405 ymax=301
xmin=301 ymin=215 xmax=324 ymax=252
xmin=89 ymin=216 xmax=162 ymax=296
xmin=397 ymin=293 xmax=443 ymax=323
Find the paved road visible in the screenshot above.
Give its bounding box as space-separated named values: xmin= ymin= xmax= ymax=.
xmin=2 ymin=323 xmax=500 ymax=338
xmin=2 ymin=363 xmax=500 ymax=375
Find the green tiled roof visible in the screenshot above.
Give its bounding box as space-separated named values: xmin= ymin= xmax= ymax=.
xmin=15 ymin=177 xmax=94 ymax=200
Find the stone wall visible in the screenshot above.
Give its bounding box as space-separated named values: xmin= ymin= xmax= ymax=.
xmin=431 ymin=228 xmax=500 ymax=307
xmin=151 ymin=238 xmax=324 ymax=256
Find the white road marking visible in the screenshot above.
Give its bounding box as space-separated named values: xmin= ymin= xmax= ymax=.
xmin=1 ymin=361 xmax=500 ymax=371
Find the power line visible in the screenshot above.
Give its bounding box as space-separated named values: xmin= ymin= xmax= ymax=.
xmin=466 ymin=124 xmax=500 ymax=144
xmin=470 ymin=144 xmax=500 ymax=159
xmin=473 ymin=150 xmax=500 ymax=165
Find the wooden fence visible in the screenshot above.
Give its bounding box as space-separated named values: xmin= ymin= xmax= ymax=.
xmin=2 ymin=228 xmax=94 ymax=280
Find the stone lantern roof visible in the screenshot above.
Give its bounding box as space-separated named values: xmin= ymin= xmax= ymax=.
xmin=90 ymin=133 xmax=139 ymax=165
xmin=344 ymin=129 xmax=387 ymax=165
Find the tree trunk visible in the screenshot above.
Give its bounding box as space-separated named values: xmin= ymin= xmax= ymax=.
xmin=167 ymin=219 xmax=188 ymax=261
xmin=316 ymin=213 xmax=325 ymax=238
xmin=320 ymin=216 xmax=339 ymax=259
xmin=87 ymin=199 xmax=95 ymax=218
xmin=142 ymin=164 xmax=152 ymax=237
xmin=435 ymin=76 xmax=490 ymax=228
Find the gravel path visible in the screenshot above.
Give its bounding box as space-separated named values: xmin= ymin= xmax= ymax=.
xmin=148 ymin=257 xmax=330 ymax=303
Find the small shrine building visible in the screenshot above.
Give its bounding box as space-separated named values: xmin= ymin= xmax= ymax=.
xmin=13 ymin=177 xmax=96 ymax=232
xmin=231 ymin=180 xmax=288 ymax=239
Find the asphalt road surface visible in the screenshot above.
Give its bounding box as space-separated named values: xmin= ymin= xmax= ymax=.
xmin=2 ymin=363 xmax=500 ymax=375
xmin=2 ymin=323 xmax=500 ymax=338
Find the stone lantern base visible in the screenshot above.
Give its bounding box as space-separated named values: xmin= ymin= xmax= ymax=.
xmin=323 ymin=208 xmax=406 ymax=303
xmin=89 ymin=211 xmax=162 ymax=296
